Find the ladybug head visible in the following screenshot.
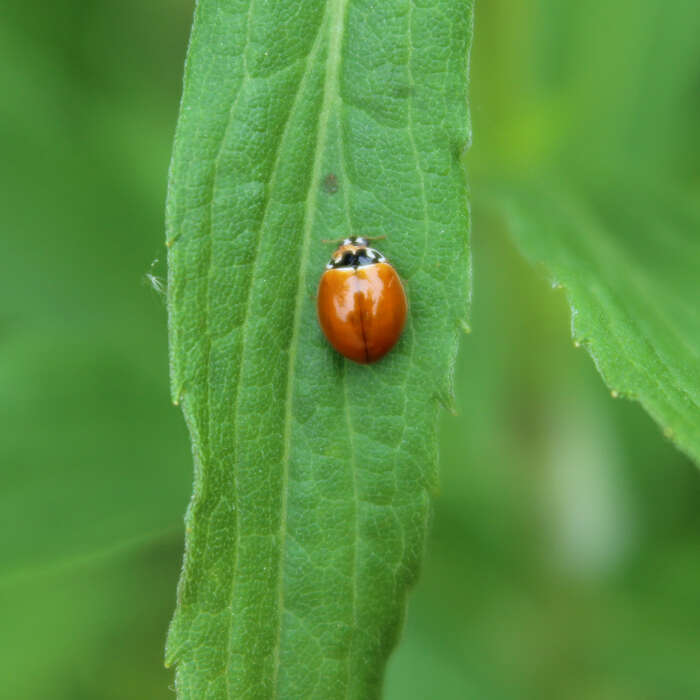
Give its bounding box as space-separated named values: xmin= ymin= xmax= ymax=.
xmin=327 ymin=237 xmax=387 ymax=270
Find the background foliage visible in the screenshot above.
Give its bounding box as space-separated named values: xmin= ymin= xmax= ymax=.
xmin=1 ymin=0 xmax=699 ymax=698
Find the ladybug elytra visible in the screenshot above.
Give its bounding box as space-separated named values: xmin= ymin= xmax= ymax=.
xmin=317 ymin=237 xmax=407 ymax=364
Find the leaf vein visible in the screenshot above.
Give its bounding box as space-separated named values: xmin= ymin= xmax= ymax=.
xmin=272 ymin=0 xmax=350 ymax=694
xmin=223 ymin=9 xmax=327 ymax=695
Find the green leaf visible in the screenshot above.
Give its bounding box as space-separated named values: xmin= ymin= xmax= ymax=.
xmin=482 ymin=171 xmax=700 ymax=465
xmin=165 ymin=1 xmax=473 ymax=698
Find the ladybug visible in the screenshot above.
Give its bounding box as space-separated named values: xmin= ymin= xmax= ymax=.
xmin=317 ymin=237 xmax=407 ymax=364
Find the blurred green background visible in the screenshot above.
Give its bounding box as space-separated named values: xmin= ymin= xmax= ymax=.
xmin=2 ymin=1 xmax=699 ymax=698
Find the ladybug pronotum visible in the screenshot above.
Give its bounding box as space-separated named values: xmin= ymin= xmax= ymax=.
xmin=317 ymin=237 xmax=407 ymax=364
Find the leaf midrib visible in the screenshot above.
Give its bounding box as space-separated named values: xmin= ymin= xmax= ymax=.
xmin=271 ymin=0 xmax=350 ymax=693
xmin=219 ymin=9 xmax=330 ymax=696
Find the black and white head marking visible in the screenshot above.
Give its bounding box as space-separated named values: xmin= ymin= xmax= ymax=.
xmin=326 ymin=236 xmax=387 ymax=270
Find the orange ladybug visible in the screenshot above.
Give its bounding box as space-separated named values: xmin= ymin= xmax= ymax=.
xmin=317 ymin=237 xmax=407 ymax=364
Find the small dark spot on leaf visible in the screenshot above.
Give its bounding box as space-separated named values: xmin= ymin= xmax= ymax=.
xmin=322 ymin=173 xmax=339 ymax=194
